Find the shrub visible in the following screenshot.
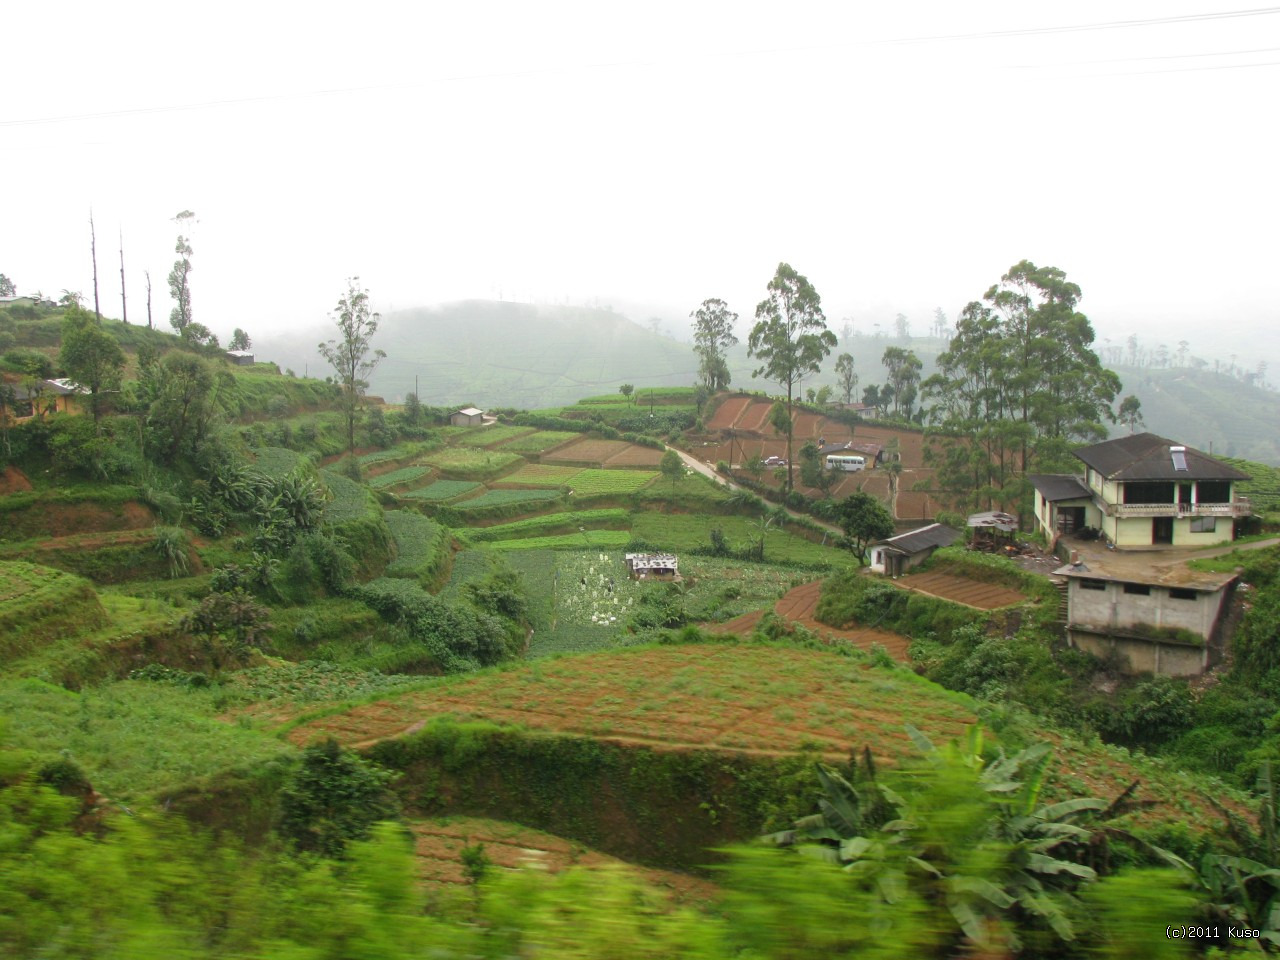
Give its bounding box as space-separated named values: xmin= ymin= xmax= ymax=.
xmin=278 ymin=738 xmax=400 ymax=858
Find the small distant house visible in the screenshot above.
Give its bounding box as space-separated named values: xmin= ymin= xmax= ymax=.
xmin=226 ymin=349 xmax=255 ymax=366
xmin=1055 ymin=558 xmax=1234 ymax=677
xmin=625 ymin=553 xmax=679 ymax=581
xmin=1032 ymin=433 xmax=1251 ymax=549
xmin=4 ymin=379 xmax=86 ymax=421
xmin=868 ymin=523 xmax=960 ymax=576
xmin=450 ymin=406 xmax=485 ymax=427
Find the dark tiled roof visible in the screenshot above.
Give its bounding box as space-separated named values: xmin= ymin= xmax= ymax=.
xmin=1073 ymin=433 xmax=1249 ymax=482
xmin=876 ymin=523 xmax=961 ymax=555
xmin=1028 ymin=474 xmax=1091 ymax=502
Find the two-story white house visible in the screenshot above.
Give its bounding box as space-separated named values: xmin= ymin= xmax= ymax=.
xmin=1031 ymin=433 xmax=1251 ymax=550
xmin=1035 ymin=433 xmax=1252 ymax=677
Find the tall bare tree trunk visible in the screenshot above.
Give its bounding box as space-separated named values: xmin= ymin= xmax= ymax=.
xmin=90 ymin=210 xmax=101 ymax=322
xmin=145 ymin=271 xmax=152 ymax=329
xmin=118 ymin=229 xmax=128 ymax=324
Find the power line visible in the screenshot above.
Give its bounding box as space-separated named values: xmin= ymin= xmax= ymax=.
xmin=4 ymin=7 xmax=1277 ymax=128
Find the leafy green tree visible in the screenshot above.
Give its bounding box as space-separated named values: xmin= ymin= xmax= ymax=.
xmin=402 ymin=390 xmax=422 ymax=425
xmin=691 ymin=297 xmax=739 ymax=390
xmin=766 ymin=399 xmax=790 ymax=440
xmin=747 ymin=263 xmax=836 ymax=492
xmin=167 ymin=210 xmax=195 ymax=335
xmin=182 ymin=586 xmax=272 ymax=673
xmin=922 ymin=261 xmax=1120 ymax=513
xmin=278 ymin=739 xmax=400 ymax=858
xmin=834 ymin=352 xmax=858 ymax=405
xmin=146 ymin=353 xmax=220 ymax=464
xmin=798 ymin=441 xmax=833 ymax=498
xmin=228 ymin=328 xmax=251 ymax=351
xmin=661 ymin=448 xmax=684 ymax=492
xmin=618 ymin=382 xmax=634 ymax=404
xmin=836 ymin=490 xmax=894 ymax=563
xmin=319 ymin=278 xmax=385 ymax=457
xmin=0 ymin=273 xmax=14 ymax=297
xmin=58 ymin=306 xmax=124 ymax=429
xmin=1119 ymin=394 xmax=1144 ymax=433
xmin=881 ymin=345 xmax=922 ymax=418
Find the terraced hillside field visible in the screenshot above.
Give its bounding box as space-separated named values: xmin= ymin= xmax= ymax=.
xmin=283 ymin=644 xmax=1248 ymax=831
xmin=287 ymin=645 xmax=976 ymax=760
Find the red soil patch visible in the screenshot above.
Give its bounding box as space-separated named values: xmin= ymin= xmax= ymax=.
xmin=735 ymin=401 xmax=774 ymax=433
xmin=603 ymin=445 xmax=664 ymax=468
xmin=892 ymin=571 xmax=1027 ymax=610
xmin=706 ymin=395 xmax=752 ymax=431
xmin=544 ymin=438 xmax=634 ymax=465
xmin=1 ymin=500 xmax=155 ymax=540
xmin=0 ymin=466 xmax=33 ymax=495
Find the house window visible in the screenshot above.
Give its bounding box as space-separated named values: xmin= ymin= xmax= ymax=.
xmin=1198 ymin=481 xmax=1231 ymax=504
xmin=1123 ymin=482 xmax=1175 ymax=505
xmin=1169 ymin=588 xmax=1197 ymax=600
xmin=1122 ymin=583 xmax=1151 ymax=596
xmin=1190 ymin=517 xmax=1216 ymax=534
xmin=1080 ymin=579 xmax=1107 ymax=591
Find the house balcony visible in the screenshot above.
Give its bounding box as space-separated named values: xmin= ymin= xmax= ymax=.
xmin=1105 ymin=498 xmax=1252 ymax=519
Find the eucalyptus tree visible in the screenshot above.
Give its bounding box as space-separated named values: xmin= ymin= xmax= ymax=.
xmin=319 ymin=278 xmax=385 ymax=458
xmin=690 ymin=297 xmax=739 ymax=391
xmin=834 ymin=353 xmax=858 ymax=405
xmin=167 ymin=210 xmax=196 ymax=335
xmin=747 ymin=263 xmax=836 ymax=492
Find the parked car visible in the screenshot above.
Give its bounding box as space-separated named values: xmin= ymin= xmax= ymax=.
xmin=763 ymin=456 xmax=787 ymax=467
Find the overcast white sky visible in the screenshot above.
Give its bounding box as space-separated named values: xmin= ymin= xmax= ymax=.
xmin=4 ymin=1 xmax=1278 ymax=367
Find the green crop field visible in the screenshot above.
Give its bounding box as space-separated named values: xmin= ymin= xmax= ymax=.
xmin=421 ymin=447 xmax=523 ymax=479
xmin=384 ymin=510 xmax=450 ymax=581
xmin=630 ymin=513 xmax=845 ymax=567
xmin=320 ymin=470 xmax=376 ymax=524
xmin=459 ymin=425 xmax=535 ymax=447
xmin=499 ymin=463 xmax=581 ymax=487
xmin=251 ymin=446 xmax=308 ymax=478
xmin=464 ymin=508 xmax=630 ymax=543
xmin=452 ymin=488 xmax=564 ymax=511
xmin=576 ymin=387 xmax=697 ymax=404
xmin=367 ymin=466 xmax=431 ymax=489
xmin=496 ymin=430 xmax=580 ymax=454
xmin=1223 ymin=456 xmax=1280 ymax=513
xmin=567 ymin=469 xmax=657 ymax=495
xmin=489 ymin=530 xmax=633 ymax=551
xmin=400 ymin=479 xmax=482 ymax=501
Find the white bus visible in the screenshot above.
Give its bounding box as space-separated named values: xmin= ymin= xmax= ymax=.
xmin=825 ymin=454 xmax=866 ymax=472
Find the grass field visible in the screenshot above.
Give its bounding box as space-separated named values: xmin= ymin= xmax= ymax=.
xmin=0 ymin=677 xmax=292 ymax=799
xmin=630 ymin=513 xmax=844 ymax=567
xmin=495 ymin=431 xmax=580 ymax=454
xmin=400 ymin=480 xmax=482 ymax=501
xmin=568 ymin=469 xmax=657 ymax=495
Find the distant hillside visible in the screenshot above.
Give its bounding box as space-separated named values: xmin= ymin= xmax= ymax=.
xmin=1108 ymin=365 xmax=1280 ymax=465
xmin=258 ymin=302 xmax=700 ymax=410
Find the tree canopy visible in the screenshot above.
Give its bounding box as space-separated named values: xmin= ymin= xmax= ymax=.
xmin=57 ymin=306 xmax=124 ymax=427
xmin=922 ymin=260 xmax=1120 ymax=512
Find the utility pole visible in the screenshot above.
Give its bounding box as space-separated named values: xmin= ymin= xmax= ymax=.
xmin=89 ymin=210 xmax=101 ymax=322
xmin=118 ymin=229 xmax=128 ymax=324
